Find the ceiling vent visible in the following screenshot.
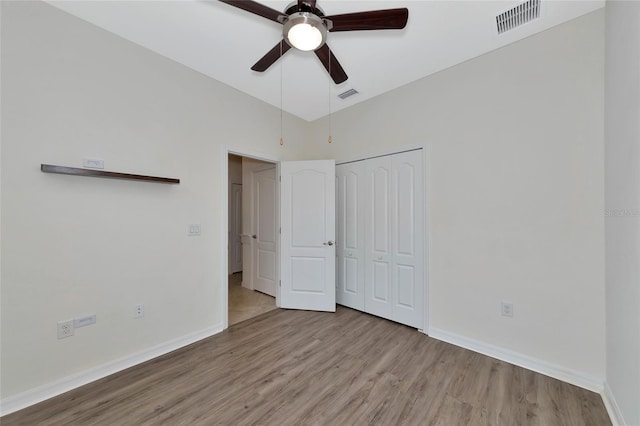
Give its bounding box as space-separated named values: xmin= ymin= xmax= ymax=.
xmin=496 ymin=0 xmax=540 ymax=34
xmin=338 ymin=88 xmax=359 ymax=100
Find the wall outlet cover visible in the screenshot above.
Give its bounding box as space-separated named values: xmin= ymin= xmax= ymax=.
xmin=57 ymin=319 xmax=75 ymax=339
xmin=135 ymin=304 xmax=144 ymax=318
xmin=501 ymin=302 xmax=514 ymax=317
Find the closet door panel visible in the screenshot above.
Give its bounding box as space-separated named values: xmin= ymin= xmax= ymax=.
xmin=396 ymin=264 xmax=415 ymax=307
xmin=373 ymin=261 xmax=390 ymax=300
xmin=372 ymin=167 xmax=390 ymax=253
xmin=396 ymin=162 xmax=415 ymax=256
xmin=344 ymin=257 xmax=359 ymax=294
xmin=391 ymin=151 xmax=424 ymax=328
xmin=336 ymin=164 xmax=365 ymax=310
xmin=365 ymin=159 xmax=393 ymax=320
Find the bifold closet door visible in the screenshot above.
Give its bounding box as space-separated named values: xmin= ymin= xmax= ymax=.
xmin=337 ymin=149 xmax=424 ymax=329
xmin=390 ymin=151 xmax=424 ymax=328
xmin=364 ymin=150 xmax=424 ymax=328
xmin=365 ymin=156 xmax=394 ymax=321
xmin=336 ymin=162 xmax=365 ymax=310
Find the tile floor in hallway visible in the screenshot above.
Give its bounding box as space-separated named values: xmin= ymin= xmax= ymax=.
xmin=228 ymin=272 xmax=277 ymax=326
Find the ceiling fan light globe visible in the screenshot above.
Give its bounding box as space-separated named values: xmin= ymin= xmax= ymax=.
xmin=288 ymin=23 xmax=322 ymax=51
xmin=283 ymin=12 xmax=327 ymax=51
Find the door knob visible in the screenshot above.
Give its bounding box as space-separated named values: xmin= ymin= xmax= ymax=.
xmin=252 ymin=235 xmax=257 ymax=239
xmin=323 ymin=241 xmax=334 ymax=246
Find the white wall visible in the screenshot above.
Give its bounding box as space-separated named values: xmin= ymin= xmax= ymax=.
xmin=605 ymin=1 xmax=640 ymax=425
xmin=0 ymin=0 xmax=308 ymax=407
xmin=314 ymin=10 xmax=606 ymax=386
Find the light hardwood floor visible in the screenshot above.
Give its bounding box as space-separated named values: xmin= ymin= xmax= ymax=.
xmin=228 ymin=272 xmax=277 ymax=326
xmin=2 ymin=307 xmax=610 ymax=425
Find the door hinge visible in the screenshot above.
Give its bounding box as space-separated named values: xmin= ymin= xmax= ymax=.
xmin=279 ymin=175 xmax=281 ymax=182
xmin=279 ymin=227 xmax=281 ymax=234
xmin=279 ymin=280 xmax=281 ymax=287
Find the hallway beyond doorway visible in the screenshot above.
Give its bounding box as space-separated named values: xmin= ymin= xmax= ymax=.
xmin=228 ymin=272 xmax=277 ymax=325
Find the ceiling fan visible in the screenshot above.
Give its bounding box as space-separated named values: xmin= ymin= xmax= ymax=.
xmin=219 ymin=0 xmax=409 ymax=84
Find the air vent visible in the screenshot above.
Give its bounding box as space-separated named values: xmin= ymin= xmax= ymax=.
xmin=338 ymin=89 xmax=359 ymax=100
xmin=496 ymin=0 xmax=540 ymax=34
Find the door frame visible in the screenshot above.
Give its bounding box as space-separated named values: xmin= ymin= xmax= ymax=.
xmin=222 ymin=145 xmax=279 ymax=330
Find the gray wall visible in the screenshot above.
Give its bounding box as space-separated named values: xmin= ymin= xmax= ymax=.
xmin=605 ymin=1 xmax=640 ymax=425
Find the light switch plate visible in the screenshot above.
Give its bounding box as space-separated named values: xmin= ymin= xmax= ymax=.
xmin=188 ymin=224 xmax=201 ymax=236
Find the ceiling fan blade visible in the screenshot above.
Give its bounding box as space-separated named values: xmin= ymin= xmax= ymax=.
xmin=325 ymin=8 xmax=409 ymax=32
xmin=218 ymin=0 xmax=285 ymax=23
xmin=314 ymin=44 xmax=348 ymax=84
xmin=251 ymin=40 xmax=291 ymax=72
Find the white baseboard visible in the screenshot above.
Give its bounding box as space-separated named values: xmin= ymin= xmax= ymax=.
xmin=428 ymin=327 xmax=604 ymax=393
xmin=602 ymin=381 xmax=626 ymax=426
xmin=0 ymin=324 xmax=224 ymax=417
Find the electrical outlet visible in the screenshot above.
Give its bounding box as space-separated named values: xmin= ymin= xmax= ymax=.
xmin=135 ymin=304 xmax=144 ymax=318
xmin=501 ymin=302 xmax=514 ymax=317
xmin=57 ymin=319 xmax=74 ymax=339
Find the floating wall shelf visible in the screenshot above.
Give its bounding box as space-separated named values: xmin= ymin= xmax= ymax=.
xmin=41 ymin=164 xmax=180 ymax=184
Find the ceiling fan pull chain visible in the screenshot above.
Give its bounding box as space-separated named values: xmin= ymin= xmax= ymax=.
xmin=328 ymin=48 xmax=332 ymax=144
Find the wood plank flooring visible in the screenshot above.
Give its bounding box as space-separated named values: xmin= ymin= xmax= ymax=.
xmin=2 ymin=307 xmax=611 ymax=425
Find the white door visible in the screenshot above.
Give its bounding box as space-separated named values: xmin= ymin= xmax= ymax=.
xmin=365 ymin=157 xmax=394 ymax=321
xmin=336 ymin=162 xmax=365 ymax=310
xmin=253 ymin=167 xmax=277 ymax=297
xmin=390 ymin=151 xmax=424 ymax=328
xmin=363 ymin=150 xmax=424 ymax=328
xmin=280 ymin=160 xmax=336 ymax=312
xmin=241 ymin=157 xmax=276 ymax=290
xmin=229 ymin=183 xmax=243 ymax=274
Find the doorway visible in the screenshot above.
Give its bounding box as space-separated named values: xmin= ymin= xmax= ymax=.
xmin=227 ymin=153 xmax=278 ymax=326
xmin=223 ymin=149 xmax=339 ymax=329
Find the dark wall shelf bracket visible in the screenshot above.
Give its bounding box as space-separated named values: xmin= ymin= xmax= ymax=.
xmin=41 ymin=164 xmax=180 ymax=184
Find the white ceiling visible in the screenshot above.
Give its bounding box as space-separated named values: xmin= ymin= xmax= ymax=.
xmin=47 ymin=0 xmax=604 ymax=122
